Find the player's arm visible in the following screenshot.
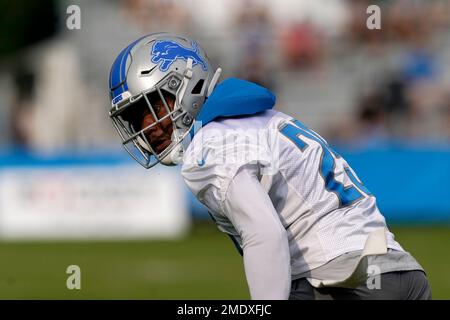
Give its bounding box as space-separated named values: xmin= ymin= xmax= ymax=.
xmin=222 ymin=164 xmax=291 ymax=300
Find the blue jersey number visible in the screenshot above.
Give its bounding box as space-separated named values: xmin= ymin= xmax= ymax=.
xmin=280 ymin=120 xmax=371 ymax=207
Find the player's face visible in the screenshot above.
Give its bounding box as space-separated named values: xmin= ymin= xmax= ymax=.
xmin=140 ymin=94 xmax=175 ymax=154
xmin=120 ymin=92 xmax=175 ymax=154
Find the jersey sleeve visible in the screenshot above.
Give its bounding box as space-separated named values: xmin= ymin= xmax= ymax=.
xmin=223 ymin=164 xmax=291 ymax=299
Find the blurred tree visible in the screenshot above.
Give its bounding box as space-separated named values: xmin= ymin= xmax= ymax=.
xmin=0 ymin=0 xmax=58 ymax=57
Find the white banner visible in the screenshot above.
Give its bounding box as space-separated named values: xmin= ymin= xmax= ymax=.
xmin=0 ymin=165 xmax=190 ymax=240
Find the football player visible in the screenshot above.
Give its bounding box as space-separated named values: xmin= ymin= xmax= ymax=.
xmin=108 ymin=33 xmax=431 ymax=300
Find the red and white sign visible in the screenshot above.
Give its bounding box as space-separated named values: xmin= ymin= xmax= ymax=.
xmin=0 ymin=165 xmax=190 ymax=240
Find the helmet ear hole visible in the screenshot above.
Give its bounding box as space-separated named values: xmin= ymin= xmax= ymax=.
xmin=191 ymin=79 xmax=205 ymax=95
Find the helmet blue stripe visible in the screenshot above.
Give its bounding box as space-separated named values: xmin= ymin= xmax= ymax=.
xmin=109 ymin=49 xmax=125 ymax=97
xmin=112 ymin=85 xmax=125 ymax=99
xmin=109 ymin=47 xmax=128 ymax=93
xmin=109 ymin=35 xmax=148 ymax=97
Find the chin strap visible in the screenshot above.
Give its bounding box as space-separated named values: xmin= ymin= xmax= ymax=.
xmin=136 ymin=131 xmax=183 ymax=166
xmin=160 ymin=143 xmax=183 ymax=166
xmin=160 ymin=129 xmax=184 ymax=166
xmin=207 ymin=67 xmax=222 ymax=97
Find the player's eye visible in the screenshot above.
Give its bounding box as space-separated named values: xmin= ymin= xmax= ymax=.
xmin=154 ymin=102 xmax=166 ymax=114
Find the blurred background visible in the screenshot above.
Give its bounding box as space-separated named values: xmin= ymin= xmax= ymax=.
xmin=0 ymin=0 xmax=449 ymax=299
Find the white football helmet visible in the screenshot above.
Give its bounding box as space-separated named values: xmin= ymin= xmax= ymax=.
xmin=108 ymin=32 xmax=221 ymax=168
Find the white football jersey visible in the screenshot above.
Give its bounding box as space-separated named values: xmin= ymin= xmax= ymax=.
xmin=182 ymin=109 xmax=403 ymax=278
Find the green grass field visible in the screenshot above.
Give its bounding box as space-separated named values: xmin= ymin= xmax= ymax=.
xmin=0 ymin=222 xmax=448 ymax=299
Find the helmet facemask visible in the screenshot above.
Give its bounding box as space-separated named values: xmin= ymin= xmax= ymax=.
xmin=109 ymin=71 xmax=193 ymax=168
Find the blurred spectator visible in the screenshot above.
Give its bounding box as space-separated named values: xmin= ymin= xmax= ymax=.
xmin=122 ymin=0 xmax=192 ymax=34
xmin=356 ymin=91 xmax=388 ymax=143
xmin=326 ymin=91 xmax=389 ymax=147
xmin=233 ymin=1 xmax=277 ymax=91
xmin=382 ymin=76 xmax=410 ymax=116
xmin=281 ymin=21 xmax=324 ymax=70
xmin=386 ymin=0 xmax=427 ymax=43
xmin=10 ymin=66 xmax=36 ymax=147
xmin=444 ymin=98 xmax=450 ymax=139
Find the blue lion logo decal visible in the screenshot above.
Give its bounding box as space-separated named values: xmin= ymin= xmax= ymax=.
xmin=151 ymin=40 xmax=208 ymax=72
